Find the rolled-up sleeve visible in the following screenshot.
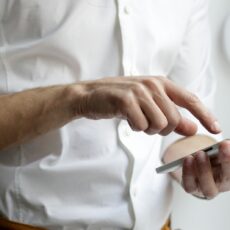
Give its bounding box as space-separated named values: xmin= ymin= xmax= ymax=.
xmin=161 ymin=0 xmax=222 ymax=155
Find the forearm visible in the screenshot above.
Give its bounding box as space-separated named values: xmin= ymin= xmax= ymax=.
xmin=0 ymin=84 xmax=82 ymax=150
xmin=163 ymin=135 xmax=217 ymax=182
xmin=0 ymin=75 xmax=220 ymax=154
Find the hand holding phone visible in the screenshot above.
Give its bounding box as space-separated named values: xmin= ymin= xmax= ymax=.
xmin=156 ymin=141 xmax=225 ymax=174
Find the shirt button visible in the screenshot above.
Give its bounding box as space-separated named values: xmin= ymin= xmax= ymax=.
xmin=126 ymin=67 xmax=138 ymax=77
xmin=132 ymin=187 xmax=138 ymax=197
xmin=129 ymin=69 xmax=138 ymax=76
xmin=123 ymin=127 xmax=131 ymax=137
xmin=124 ymin=5 xmax=131 ymax=15
xmin=127 ymin=72 xmax=133 ymax=77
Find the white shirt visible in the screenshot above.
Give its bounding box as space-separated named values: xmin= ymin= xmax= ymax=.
xmin=0 ymin=0 xmax=218 ymax=229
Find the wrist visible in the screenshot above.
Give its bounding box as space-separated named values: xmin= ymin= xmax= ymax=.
xmin=66 ymin=83 xmax=88 ymax=119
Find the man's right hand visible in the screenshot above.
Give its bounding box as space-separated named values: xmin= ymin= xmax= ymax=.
xmin=72 ymin=76 xmax=221 ymax=136
xmin=0 ymin=76 xmax=221 ymax=150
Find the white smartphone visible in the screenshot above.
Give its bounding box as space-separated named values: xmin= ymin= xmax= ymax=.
xmin=156 ymin=141 xmax=225 ymax=174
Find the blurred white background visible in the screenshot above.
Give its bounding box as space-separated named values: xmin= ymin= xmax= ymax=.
xmin=171 ymin=0 xmax=230 ymax=229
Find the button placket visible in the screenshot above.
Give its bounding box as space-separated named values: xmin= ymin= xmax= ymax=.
xmin=132 ymin=186 xmax=138 ymax=197
xmin=124 ymin=5 xmax=131 ymax=15
xmin=117 ymin=0 xmax=139 ymax=225
xmin=117 ymin=0 xmax=135 ymax=77
xmin=123 ymin=126 xmax=131 ymax=137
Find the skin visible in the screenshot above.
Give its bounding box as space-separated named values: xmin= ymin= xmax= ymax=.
xmin=0 ymin=76 xmax=226 ymax=199
xmin=163 ymin=135 xmax=230 ymax=199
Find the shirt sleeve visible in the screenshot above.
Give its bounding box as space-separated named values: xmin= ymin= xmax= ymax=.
xmin=160 ymin=0 xmax=222 ymax=156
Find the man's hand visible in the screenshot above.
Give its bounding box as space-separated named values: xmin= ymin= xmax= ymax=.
xmin=73 ymin=76 xmax=221 ymax=136
xmin=182 ymin=139 xmax=230 ymax=199
xmin=0 ymin=76 xmax=221 ymax=150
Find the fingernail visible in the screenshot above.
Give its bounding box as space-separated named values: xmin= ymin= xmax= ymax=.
xmin=185 ymin=156 xmax=193 ymax=166
xmin=211 ymin=121 xmax=222 ymax=133
xmin=197 ymin=151 xmax=206 ymax=162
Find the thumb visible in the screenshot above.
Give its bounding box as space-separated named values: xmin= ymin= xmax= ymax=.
xmin=175 ymin=117 xmax=198 ymax=136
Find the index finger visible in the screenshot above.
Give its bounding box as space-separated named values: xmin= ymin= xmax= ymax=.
xmin=165 ymin=80 xmax=221 ymax=134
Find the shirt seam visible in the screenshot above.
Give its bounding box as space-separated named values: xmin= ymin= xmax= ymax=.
xmin=14 ymin=145 xmax=24 ymax=222
xmin=0 ymin=18 xmax=23 ymax=222
xmin=0 ymin=19 xmax=9 ymax=93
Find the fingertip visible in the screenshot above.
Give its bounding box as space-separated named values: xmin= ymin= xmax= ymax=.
xmin=195 ymin=150 xmax=207 ymax=163
xmin=183 ymin=155 xmax=194 ymax=174
xmin=219 ymin=139 xmax=230 ymax=149
xmin=210 ymin=121 xmax=222 ymax=134
xmin=184 ymin=155 xmax=194 ymax=166
xmin=219 ymin=141 xmax=230 ymax=161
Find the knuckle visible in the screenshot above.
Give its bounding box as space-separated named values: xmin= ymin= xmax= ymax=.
xmin=121 ymin=91 xmax=135 ymax=107
xmin=155 ymin=118 xmax=168 ymax=131
xmin=187 ymin=93 xmax=200 ymax=104
xmin=131 ymin=82 xmax=146 ymax=95
xmin=157 ymin=76 xmax=168 ymax=84
xmin=141 ymin=78 xmax=154 ymax=88
xmin=157 ymin=76 xmax=166 ymax=80
xmin=168 ymin=115 xmax=180 ymax=128
xmin=142 ymin=77 xmax=163 ymax=90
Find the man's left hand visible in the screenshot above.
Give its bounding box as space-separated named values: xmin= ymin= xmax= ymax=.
xmin=182 ymin=139 xmax=230 ymax=199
